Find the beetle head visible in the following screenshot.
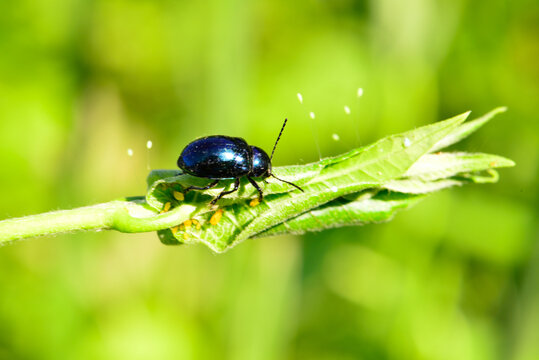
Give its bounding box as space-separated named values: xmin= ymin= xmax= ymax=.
xmin=250 ymin=146 xmax=271 ymax=178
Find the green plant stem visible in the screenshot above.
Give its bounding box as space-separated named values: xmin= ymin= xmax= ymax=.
xmin=0 ymin=202 xmax=115 ymax=244
xmin=0 ymin=199 xmax=194 ymax=245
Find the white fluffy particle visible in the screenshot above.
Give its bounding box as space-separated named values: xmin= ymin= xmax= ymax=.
xmin=357 ymin=88 xmax=364 ymax=97
xmin=403 ymin=137 xmax=412 ymax=148
xmin=297 ymin=93 xmax=303 ymax=104
xmin=331 ymin=186 xmax=338 ymax=193
xmin=344 ymin=105 xmax=351 ymax=114
xmin=309 ymin=112 xmax=316 ymax=119
xmin=146 ymin=140 xmax=153 ymax=149
xmin=127 ymin=148 xmax=134 ymax=156
xmin=332 ymin=133 xmax=340 ymax=141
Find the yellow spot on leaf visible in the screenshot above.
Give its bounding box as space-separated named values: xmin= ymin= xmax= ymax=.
xmin=183 ymin=232 xmax=189 ymax=240
xmin=210 ymin=209 xmax=224 ymax=225
xmin=173 ymin=191 xmax=184 ymax=201
xmin=190 ymin=219 xmax=201 ymax=230
xmin=183 ymin=219 xmax=192 ymax=229
xmin=490 ymin=161 xmax=497 ymax=167
xmin=171 ymin=226 xmax=179 ymax=235
xmin=249 ymin=198 xmax=260 ymax=207
xmin=161 ymin=202 xmax=171 ymax=214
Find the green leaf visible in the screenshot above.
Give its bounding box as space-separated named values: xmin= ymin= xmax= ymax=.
xmin=430 ymin=107 xmax=507 ymax=152
xmin=255 ymin=191 xmax=424 ymax=237
xmin=384 ymin=178 xmax=464 ymax=194
xmin=402 ymin=152 xmax=514 ymax=181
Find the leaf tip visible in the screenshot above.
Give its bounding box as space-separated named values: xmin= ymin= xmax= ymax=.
xmin=489 ymin=156 xmax=516 ymax=168
xmin=452 ymin=110 xmax=472 ymax=125
xmin=479 ymin=106 xmax=508 ymax=121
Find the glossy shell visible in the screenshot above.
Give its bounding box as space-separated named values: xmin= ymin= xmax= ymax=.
xmin=177 ymin=136 xmax=252 ymax=179
xmin=251 ymin=146 xmax=271 ymax=177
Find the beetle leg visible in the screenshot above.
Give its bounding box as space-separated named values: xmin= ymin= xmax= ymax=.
xmin=210 ymin=178 xmax=240 ymax=205
xmin=183 ymin=180 xmax=219 ymax=193
xmin=247 ymin=177 xmax=264 ymax=202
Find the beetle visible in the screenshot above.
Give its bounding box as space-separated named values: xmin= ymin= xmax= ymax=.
xmin=177 ymin=118 xmax=304 ymax=205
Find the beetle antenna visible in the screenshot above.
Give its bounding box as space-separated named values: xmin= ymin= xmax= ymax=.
xmin=270 ymin=118 xmax=288 ymax=161
xmin=271 ymin=174 xmax=304 ymax=192
xmin=269 ymin=118 xmax=303 ymax=193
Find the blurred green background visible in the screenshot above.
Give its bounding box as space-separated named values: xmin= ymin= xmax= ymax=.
xmin=0 ymin=0 xmax=538 ymax=359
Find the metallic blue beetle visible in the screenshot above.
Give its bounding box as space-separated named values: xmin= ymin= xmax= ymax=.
xmin=177 ymin=119 xmax=303 ymax=205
